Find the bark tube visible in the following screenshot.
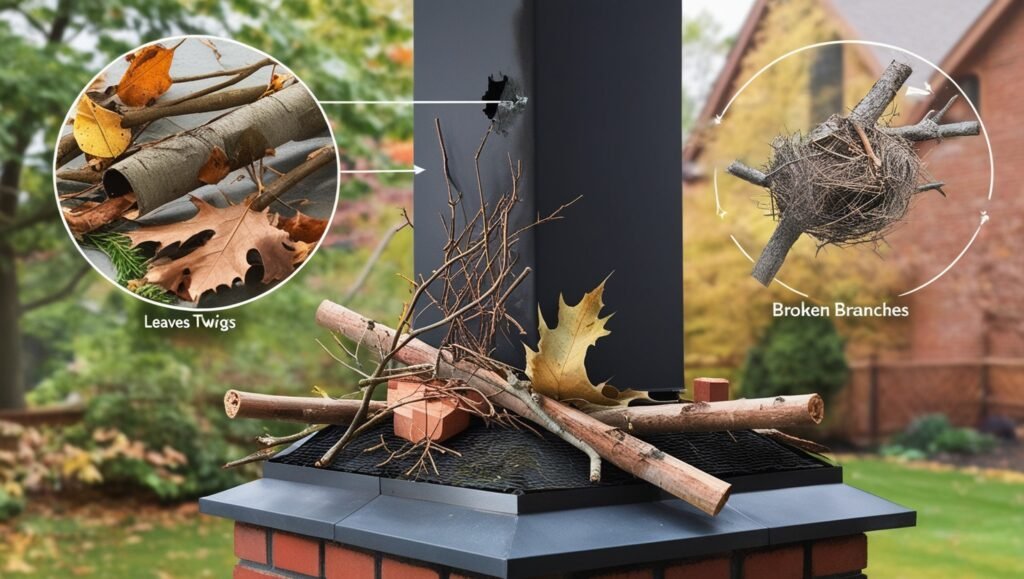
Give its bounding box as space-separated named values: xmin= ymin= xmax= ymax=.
xmin=103 ymin=84 xmax=325 ymax=216
xmin=314 ymin=299 xmax=733 ymax=517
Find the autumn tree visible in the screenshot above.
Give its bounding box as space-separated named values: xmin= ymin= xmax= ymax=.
xmin=0 ymin=0 xmax=412 ymax=409
xmin=683 ymin=0 xmax=910 ymax=375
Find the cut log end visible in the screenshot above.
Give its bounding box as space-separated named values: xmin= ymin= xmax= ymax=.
xmin=710 ymin=485 xmax=732 ymax=516
xmin=808 ymin=394 xmax=824 ymax=424
xmin=224 ymin=389 xmax=241 ymax=418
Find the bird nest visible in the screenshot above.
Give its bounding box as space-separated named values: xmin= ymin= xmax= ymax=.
xmin=763 ymin=115 xmax=921 ymax=248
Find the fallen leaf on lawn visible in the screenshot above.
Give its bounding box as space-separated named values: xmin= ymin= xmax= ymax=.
xmin=278 ymin=211 xmax=328 ymax=243
xmin=73 ymin=96 xmax=131 ymax=158
xmin=117 ymin=43 xmax=176 ymax=106
xmin=524 ymin=278 xmax=651 ymax=406
xmin=128 ymin=197 xmax=295 ymax=302
xmin=197 ymin=146 xmax=231 ymax=184
xmin=63 ymin=194 xmax=137 ymax=237
xmin=3 ymin=533 xmax=35 ymax=574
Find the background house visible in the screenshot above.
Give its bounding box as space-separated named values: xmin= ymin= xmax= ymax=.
xmin=683 ymin=0 xmax=1023 ymax=440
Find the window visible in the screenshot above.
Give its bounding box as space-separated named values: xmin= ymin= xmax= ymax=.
xmin=810 ymin=43 xmax=844 ymax=124
xmin=956 ymin=74 xmax=981 ymax=112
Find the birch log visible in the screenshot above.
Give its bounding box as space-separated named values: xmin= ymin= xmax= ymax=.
xmin=224 ymin=390 xmax=823 ymax=435
xmin=224 ymin=390 xmax=386 ymax=424
xmin=103 ymin=83 xmax=325 ymax=216
xmin=314 ymin=299 xmax=732 ymax=516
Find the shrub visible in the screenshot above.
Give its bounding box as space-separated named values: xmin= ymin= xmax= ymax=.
xmin=740 ymin=316 xmax=848 ymax=402
xmin=30 ymin=341 xmax=250 ymax=501
xmin=885 ymin=414 xmax=997 ymax=458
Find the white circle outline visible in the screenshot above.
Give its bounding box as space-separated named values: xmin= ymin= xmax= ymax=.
xmin=51 ymin=34 xmax=344 ymax=313
xmin=713 ymin=40 xmax=994 ymax=298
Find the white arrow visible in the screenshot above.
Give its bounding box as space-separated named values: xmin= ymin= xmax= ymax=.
xmin=340 ymin=165 xmax=425 ymax=175
xmin=320 ymin=100 xmax=510 ymax=105
xmin=906 ymin=81 xmax=933 ymax=96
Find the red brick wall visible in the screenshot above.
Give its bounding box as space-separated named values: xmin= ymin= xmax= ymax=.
xmin=892 ymin=5 xmax=1024 ymax=360
xmin=230 ymin=522 xmax=869 ymax=578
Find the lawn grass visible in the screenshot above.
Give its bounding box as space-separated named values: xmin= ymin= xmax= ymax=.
xmin=0 ymin=501 xmax=235 ymax=578
xmin=2 ymin=458 xmax=1021 ymax=578
xmin=843 ymin=456 xmax=1024 ymax=579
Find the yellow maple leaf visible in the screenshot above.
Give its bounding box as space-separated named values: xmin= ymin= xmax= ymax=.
xmin=524 ymin=278 xmax=650 ymax=406
xmin=73 ymin=96 xmax=131 ymax=158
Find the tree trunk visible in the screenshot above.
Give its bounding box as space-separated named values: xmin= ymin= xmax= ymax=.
xmin=0 ymin=138 xmax=28 ymax=410
xmin=315 ymin=300 xmax=732 ymax=516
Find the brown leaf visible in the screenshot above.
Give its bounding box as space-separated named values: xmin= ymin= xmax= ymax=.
xmin=292 ymin=240 xmax=314 ymax=265
xmin=278 ymin=211 xmax=328 ymax=243
xmin=127 ymin=197 xmax=295 ymax=302
xmin=197 ymin=146 xmax=230 ymax=184
xmin=63 ymin=194 xmax=137 ymax=237
xmin=117 ymin=44 xmax=176 ymax=106
xmin=268 ymin=72 xmax=294 ymax=93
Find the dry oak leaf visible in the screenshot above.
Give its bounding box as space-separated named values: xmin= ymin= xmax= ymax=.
xmin=117 ymin=44 xmax=176 ymax=106
xmin=525 ymin=278 xmax=651 ymax=407
xmin=73 ymin=96 xmax=131 ymax=158
xmin=197 ymin=146 xmax=231 ymax=184
xmin=127 ymin=197 xmax=295 ymax=302
xmin=278 ymin=211 xmax=328 ymax=243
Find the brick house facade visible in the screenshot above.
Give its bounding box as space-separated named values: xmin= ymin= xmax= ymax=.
xmin=684 ymin=0 xmax=1023 ymax=363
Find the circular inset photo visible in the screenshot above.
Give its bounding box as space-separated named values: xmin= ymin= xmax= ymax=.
xmin=54 ymin=36 xmax=339 ymax=309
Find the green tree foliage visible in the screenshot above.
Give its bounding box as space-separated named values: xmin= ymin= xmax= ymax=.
xmin=740 ymin=315 xmax=848 ymax=402
xmin=0 ymin=1 xmax=413 ymax=410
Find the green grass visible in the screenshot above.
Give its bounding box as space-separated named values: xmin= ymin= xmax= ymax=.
xmin=1 ymin=503 xmax=235 ymax=578
xmin=843 ymin=456 xmax=1024 ymax=579
xmin=2 ymin=459 xmax=1021 ymax=578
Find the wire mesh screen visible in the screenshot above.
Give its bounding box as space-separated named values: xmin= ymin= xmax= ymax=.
xmin=272 ymin=421 xmax=826 ymax=494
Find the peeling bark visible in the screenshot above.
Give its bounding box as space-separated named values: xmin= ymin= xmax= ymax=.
xmin=103 ymin=84 xmax=325 ymax=216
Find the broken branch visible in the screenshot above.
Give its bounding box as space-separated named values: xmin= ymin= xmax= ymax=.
xmin=315 ymin=299 xmax=733 ymax=516
xmin=588 ymin=394 xmax=823 ymax=434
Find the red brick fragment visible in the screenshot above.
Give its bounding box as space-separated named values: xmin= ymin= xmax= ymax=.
xmin=693 ymin=377 xmax=730 ymax=402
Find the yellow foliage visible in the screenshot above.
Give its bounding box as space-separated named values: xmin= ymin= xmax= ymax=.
xmin=73 ymin=96 xmax=131 ymax=158
xmin=61 ymin=448 xmax=103 ymax=484
xmin=525 ymin=279 xmax=649 ymax=406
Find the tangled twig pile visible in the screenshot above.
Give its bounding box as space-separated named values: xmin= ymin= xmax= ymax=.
xmin=728 ymin=61 xmax=981 ymax=285
xmin=766 ymin=116 xmax=920 ymax=247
